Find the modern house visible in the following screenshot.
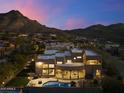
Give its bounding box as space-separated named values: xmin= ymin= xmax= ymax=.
xmin=35 ymin=48 xmax=102 ymax=81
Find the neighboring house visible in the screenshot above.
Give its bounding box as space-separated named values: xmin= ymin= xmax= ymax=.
xmin=45 ymin=40 xmax=74 ymax=50
xmin=105 ymin=41 xmax=120 ymax=56
xmin=0 ymin=40 xmax=15 ymax=57
xmin=18 ymin=34 xmax=28 ymax=37
xmin=105 ymin=42 xmax=120 ymax=49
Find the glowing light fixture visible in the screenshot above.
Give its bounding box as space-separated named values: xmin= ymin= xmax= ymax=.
xmin=32 ymin=59 xmax=34 ymax=61
xmin=74 ymin=57 xmax=76 ymax=60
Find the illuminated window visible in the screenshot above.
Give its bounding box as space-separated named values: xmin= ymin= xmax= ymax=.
xmin=36 ymin=62 xmax=43 ymax=68
xmin=96 ymin=70 xmax=101 ymax=76
xmin=63 ymin=71 xmax=70 ymax=79
xmin=57 ymin=61 xmax=63 ymax=64
xmin=71 ymin=71 xmax=78 ymax=79
xmin=79 ymin=70 xmax=85 ymax=78
xmin=89 ymin=61 xmax=97 ymax=65
xmin=49 ymin=69 xmax=54 ymax=75
xmin=86 ymin=60 xmax=101 ymax=65
xmin=77 ymin=56 xmax=82 ymax=59
xmin=67 ymin=60 xmax=72 ymax=64
xmin=56 ymin=70 xmax=62 ymax=78
xmin=42 ymin=69 xmax=48 ymax=75
xmin=49 ymin=64 xmax=54 ymax=68
xmin=42 ymin=64 xmax=48 ymax=68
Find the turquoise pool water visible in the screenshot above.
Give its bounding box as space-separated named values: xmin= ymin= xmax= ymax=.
xmin=42 ymin=81 xmax=71 ymax=88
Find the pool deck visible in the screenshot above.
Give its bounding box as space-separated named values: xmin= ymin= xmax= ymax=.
xmin=27 ymin=78 xmax=57 ymax=87
xmin=27 ymin=78 xmax=83 ymax=87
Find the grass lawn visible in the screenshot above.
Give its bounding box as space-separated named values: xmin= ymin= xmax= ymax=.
xmin=6 ymin=77 xmax=29 ymax=87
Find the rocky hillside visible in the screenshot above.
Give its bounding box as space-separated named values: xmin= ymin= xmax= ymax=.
xmin=0 ymin=10 xmax=124 ymax=43
xmin=68 ymin=23 xmax=124 ymax=43
xmin=0 ymin=10 xmax=45 ymax=32
xmin=0 ymin=10 xmax=71 ymax=40
xmin=0 ymin=10 xmax=64 ymax=33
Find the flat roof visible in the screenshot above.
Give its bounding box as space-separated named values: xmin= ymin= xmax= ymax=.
xmin=64 ymin=51 xmax=71 ymax=56
xmin=85 ymin=50 xmax=98 ymax=56
xmin=44 ymin=49 xmax=58 ymax=55
xmin=71 ymin=48 xmax=83 ymax=53
xmin=55 ymin=53 xmax=65 ymax=57
xmin=37 ymin=54 xmax=55 ymax=60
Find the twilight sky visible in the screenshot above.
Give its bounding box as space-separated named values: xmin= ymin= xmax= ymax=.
xmin=0 ymin=0 xmax=124 ymax=30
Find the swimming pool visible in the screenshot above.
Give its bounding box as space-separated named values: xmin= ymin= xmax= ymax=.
xmin=42 ymin=81 xmax=71 ymax=88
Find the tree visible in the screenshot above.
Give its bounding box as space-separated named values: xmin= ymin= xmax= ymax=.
xmin=102 ymin=76 xmax=124 ymax=93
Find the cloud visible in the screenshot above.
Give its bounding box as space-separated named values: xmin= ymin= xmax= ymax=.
xmin=14 ymin=0 xmax=48 ymax=22
xmin=0 ymin=0 xmax=87 ymax=30
xmin=0 ymin=0 xmax=49 ymax=23
xmin=0 ymin=0 xmax=68 ymax=25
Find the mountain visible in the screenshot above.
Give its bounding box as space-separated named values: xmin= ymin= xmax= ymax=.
xmin=0 ymin=10 xmax=64 ymax=33
xmin=0 ymin=10 xmax=124 ymax=43
xmin=69 ymin=23 xmax=124 ymax=43
xmin=0 ymin=10 xmax=71 ymax=40
xmin=0 ymin=10 xmax=42 ymax=32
